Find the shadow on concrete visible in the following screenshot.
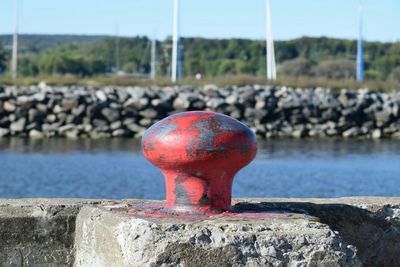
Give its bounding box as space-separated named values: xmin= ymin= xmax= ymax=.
xmin=232 ymin=201 xmax=400 ymax=267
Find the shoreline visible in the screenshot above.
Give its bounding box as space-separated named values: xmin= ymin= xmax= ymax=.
xmin=1 ymin=84 xmax=399 ymax=139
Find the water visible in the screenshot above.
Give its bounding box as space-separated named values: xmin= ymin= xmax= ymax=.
xmin=0 ymin=138 xmax=399 ymax=199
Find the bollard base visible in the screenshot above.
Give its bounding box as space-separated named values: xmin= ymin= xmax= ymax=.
xmin=74 ymin=200 xmax=360 ymax=267
xmin=114 ymin=202 xmax=319 ymax=220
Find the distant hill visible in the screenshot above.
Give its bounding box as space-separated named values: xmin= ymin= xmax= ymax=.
xmin=0 ymin=34 xmax=108 ymax=52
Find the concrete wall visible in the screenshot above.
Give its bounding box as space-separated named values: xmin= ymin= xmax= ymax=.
xmin=1 ymin=197 xmax=400 ymax=266
xmin=0 ymin=199 xmax=105 ymax=266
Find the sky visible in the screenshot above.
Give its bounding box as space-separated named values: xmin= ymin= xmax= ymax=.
xmin=0 ymin=0 xmax=398 ymax=42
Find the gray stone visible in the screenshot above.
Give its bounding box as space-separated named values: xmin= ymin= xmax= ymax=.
xmin=10 ymin=118 xmax=26 ymax=132
xmin=204 ymin=87 xmax=220 ymax=97
xmin=101 ymin=108 xmax=120 ymax=122
xmin=139 ymin=108 xmax=159 ymax=119
xmin=225 ymin=94 xmax=238 ymax=105
xmin=57 ymin=112 xmax=67 ymax=123
xmin=126 ymin=123 xmax=146 ymax=133
xmin=16 ymin=95 xmax=30 ymax=105
xmin=80 ymin=124 xmax=93 ymax=133
xmin=72 ymin=105 xmax=86 ymax=117
xmin=29 ymin=129 xmax=44 ymax=138
xmin=110 ymin=121 xmax=122 ymax=130
xmin=255 ymin=100 xmax=266 ymax=110
xmin=371 ymin=129 xmax=382 ymax=139
xmin=28 ymin=108 xmax=46 ymax=123
xmin=62 ymin=98 xmax=78 ymax=110
xmin=206 ymin=97 xmax=225 ymax=109
xmin=66 ymin=114 xmax=82 ymax=124
xmin=375 ymin=110 xmax=391 ymax=125
xmin=36 ymin=103 xmax=48 ymax=112
xmin=53 ymin=104 xmax=64 ymax=113
xmin=292 ymin=129 xmax=306 ymax=138
xmin=26 ymin=122 xmax=38 ymax=131
xmin=392 ymin=131 xmax=400 ymax=139
xmin=46 ymin=114 xmax=57 ymax=123
xmin=65 ymin=130 xmax=79 ymax=139
xmin=0 ymin=128 xmax=9 ymax=137
xmin=326 ymin=128 xmax=338 ymax=136
xmin=93 ymin=119 xmax=108 ymax=128
xmin=89 ymin=131 xmax=111 ymax=138
xmin=173 ymin=96 xmax=191 ymax=110
xmin=58 ymin=124 xmax=76 ymax=134
xmin=191 ymin=100 xmax=206 ymax=110
xmin=8 ymin=113 xmax=16 ymax=122
xmin=139 ymin=118 xmax=153 ymax=127
xmin=342 ymin=127 xmax=360 ymax=138
xmin=110 ymin=102 xmax=122 ymax=109
xmin=33 ymin=92 xmax=46 ymax=102
xmin=95 ymin=90 xmax=108 ymax=102
xmin=124 ymin=97 xmax=149 ymax=110
xmin=112 ymin=129 xmax=128 ymax=137
xmin=3 ymin=101 xmax=16 ymax=112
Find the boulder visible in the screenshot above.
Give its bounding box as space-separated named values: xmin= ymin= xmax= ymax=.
xmin=10 ymin=118 xmax=26 ymax=133
xmin=101 ymin=108 xmax=120 ymax=122
xmin=29 ymin=129 xmax=44 ymax=139
xmin=0 ymin=128 xmax=9 ymax=137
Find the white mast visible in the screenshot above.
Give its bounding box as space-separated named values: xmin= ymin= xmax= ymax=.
xmin=171 ymin=0 xmax=179 ymax=83
xmin=11 ymin=0 xmax=19 ymax=80
xmin=115 ymin=25 xmax=120 ymax=73
xmin=150 ymin=37 xmax=157 ymax=80
xmin=356 ymin=0 xmax=364 ymax=81
xmin=265 ymin=0 xmax=276 ymax=80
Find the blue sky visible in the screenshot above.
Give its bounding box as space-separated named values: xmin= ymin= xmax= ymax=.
xmin=0 ymin=0 xmax=398 ymax=42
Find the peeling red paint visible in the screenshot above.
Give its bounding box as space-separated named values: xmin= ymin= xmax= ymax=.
xmin=120 ymin=203 xmax=318 ymax=221
xmin=142 ymin=111 xmax=257 ymax=215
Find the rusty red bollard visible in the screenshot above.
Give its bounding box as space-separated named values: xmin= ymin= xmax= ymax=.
xmin=142 ymin=111 xmax=257 ymax=215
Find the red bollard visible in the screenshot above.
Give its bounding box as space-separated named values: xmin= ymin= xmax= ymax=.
xmin=142 ymin=111 xmax=257 ymax=215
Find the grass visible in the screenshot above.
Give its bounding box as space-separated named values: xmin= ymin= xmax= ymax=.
xmin=0 ymin=74 xmax=399 ymax=92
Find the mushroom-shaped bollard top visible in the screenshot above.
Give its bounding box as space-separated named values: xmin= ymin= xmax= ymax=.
xmin=142 ymin=111 xmax=257 ymax=214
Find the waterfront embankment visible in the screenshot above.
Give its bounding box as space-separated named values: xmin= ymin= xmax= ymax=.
xmin=0 ymin=84 xmax=399 ymax=139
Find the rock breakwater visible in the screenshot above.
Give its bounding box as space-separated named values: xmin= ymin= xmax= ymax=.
xmin=0 ymin=84 xmax=399 ymax=139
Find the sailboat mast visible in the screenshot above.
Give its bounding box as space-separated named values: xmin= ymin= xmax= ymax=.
xmin=11 ymin=0 xmax=19 ymax=80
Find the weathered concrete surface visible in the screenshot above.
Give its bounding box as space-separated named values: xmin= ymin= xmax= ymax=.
xmin=74 ymin=202 xmax=360 ymax=267
xmin=0 ymin=199 xmax=106 ymax=266
xmin=241 ymin=197 xmax=400 ymax=267
xmin=1 ymin=198 xmax=400 ymax=266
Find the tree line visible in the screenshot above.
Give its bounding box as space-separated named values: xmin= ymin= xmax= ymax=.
xmin=0 ymin=34 xmax=399 ymax=81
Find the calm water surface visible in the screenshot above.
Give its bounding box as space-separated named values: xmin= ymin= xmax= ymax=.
xmin=0 ymin=138 xmax=399 ymax=199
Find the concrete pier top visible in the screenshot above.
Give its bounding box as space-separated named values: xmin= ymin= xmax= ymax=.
xmin=1 ymin=197 xmax=400 ymax=266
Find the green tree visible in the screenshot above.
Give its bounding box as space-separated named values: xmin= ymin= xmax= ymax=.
xmin=279 ymin=58 xmax=315 ymax=77
xmin=0 ymin=34 xmax=398 ymax=80
xmin=0 ymin=45 xmax=7 ymax=74
xmin=388 ymin=66 xmax=400 ymax=82
xmin=312 ymin=59 xmax=355 ymax=79
xmin=18 ymin=55 xmax=39 ymax=76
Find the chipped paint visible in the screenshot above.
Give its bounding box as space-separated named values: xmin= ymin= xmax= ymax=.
xmin=142 ymin=111 xmax=257 ymax=215
xmin=117 ymin=202 xmax=319 ymax=222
